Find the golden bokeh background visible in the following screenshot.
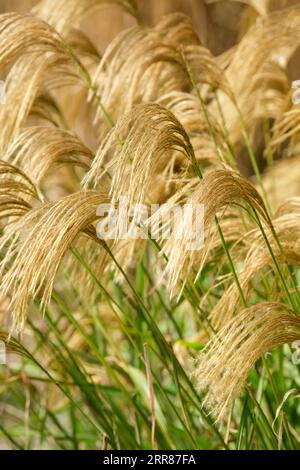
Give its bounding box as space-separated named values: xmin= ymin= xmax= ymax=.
xmin=1 ymin=1 xmax=299 ymax=56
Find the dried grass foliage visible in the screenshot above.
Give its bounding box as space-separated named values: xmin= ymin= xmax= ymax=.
xmin=194 ymin=302 xmax=300 ymax=422
xmin=3 ymin=126 xmax=93 ymax=184
xmin=1 ymin=0 xmax=300 ymax=422
xmin=0 ymin=191 xmax=107 ymax=333
xmin=157 ymin=169 xmax=270 ymax=293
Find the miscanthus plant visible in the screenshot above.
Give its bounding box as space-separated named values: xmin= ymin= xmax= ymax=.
xmin=1 ymin=0 xmax=300 ymax=450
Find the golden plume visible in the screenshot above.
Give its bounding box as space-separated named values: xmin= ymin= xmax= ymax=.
xmin=194 ymin=302 xmax=300 ymax=422
xmin=0 ymin=191 xmax=107 ymax=334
